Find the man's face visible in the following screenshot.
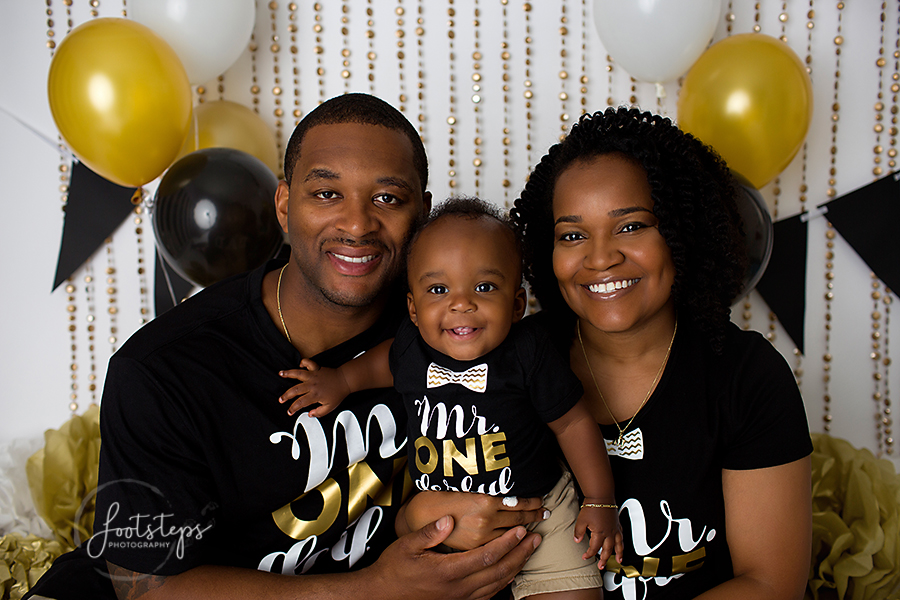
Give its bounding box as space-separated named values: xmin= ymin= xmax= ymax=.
xmin=276 ymin=122 xmax=430 ymax=309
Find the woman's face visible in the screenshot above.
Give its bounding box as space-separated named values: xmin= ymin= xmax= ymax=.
xmin=551 ymin=153 xmax=676 ymax=335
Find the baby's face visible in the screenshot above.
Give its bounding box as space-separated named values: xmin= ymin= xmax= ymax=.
xmin=406 ymin=215 xmax=526 ymax=361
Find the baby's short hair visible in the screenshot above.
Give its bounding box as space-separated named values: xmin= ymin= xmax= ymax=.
xmin=411 ymin=196 xmax=523 ymax=264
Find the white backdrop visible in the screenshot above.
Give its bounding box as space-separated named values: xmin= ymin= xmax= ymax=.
xmin=0 ymin=0 xmax=897 ymax=470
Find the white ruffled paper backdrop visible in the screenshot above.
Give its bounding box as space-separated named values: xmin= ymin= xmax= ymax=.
xmin=0 ymin=437 xmax=51 ymax=539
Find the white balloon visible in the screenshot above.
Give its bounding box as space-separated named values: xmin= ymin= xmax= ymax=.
xmin=131 ymin=0 xmax=256 ymax=85
xmin=593 ymin=0 xmax=722 ymax=85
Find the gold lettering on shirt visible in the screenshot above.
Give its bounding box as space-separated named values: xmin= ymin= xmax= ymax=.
xmin=640 ymin=556 xmax=659 ymax=577
xmin=416 ymin=433 xmax=510 ymax=477
xmin=671 ymin=546 xmax=706 ymax=574
xmin=481 ymin=432 xmax=509 ymax=471
xmin=272 ymin=458 xmax=406 ymax=541
xmin=606 ymin=550 xmax=705 ymax=578
xmin=443 ymin=437 xmax=478 ymax=476
xmin=272 ymin=477 xmax=341 ymax=539
xmin=415 ymin=436 xmax=438 ymax=473
xmin=346 ymin=457 xmax=406 ymax=524
xmin=605 ymin=557 xmax=642 ymax=578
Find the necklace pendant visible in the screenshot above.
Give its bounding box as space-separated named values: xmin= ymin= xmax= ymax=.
xmin=577 ymin=318 xmax=677 ymax=456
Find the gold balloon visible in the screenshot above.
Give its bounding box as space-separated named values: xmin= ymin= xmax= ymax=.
xmin=677 ymin=33 xmax=813 ymax=189
xmin=48 ymin=18 xmax=192 ymax=187
xmin=177 ymin=100 xmax=279 ymax=175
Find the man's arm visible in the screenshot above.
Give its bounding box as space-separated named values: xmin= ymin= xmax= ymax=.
xmin=107 ymin=516 xmax=540 ymax=600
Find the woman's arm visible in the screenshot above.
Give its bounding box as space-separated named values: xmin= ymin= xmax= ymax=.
xmin=696 ymin=456 xmax=812 ymax=600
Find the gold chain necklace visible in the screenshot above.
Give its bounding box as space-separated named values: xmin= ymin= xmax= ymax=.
xmin=276 ymin=263 xmax=291 ymax=344
xmin=576 ymin=318 xmax=677 ymax=447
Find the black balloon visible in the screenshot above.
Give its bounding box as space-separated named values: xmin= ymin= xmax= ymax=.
xmin=732 ymin=171 xmax=774 ymax=302
xmin=153 ymin=148 xmax=283 ymax=288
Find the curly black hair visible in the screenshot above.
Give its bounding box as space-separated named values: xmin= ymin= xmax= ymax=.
xmin=283 ymin=93 xmax=428 ymax=193
xmin=410 ymin=196 xmax=523 ymax=277
xmin=510 ymin=107 xmax=747 ymax=353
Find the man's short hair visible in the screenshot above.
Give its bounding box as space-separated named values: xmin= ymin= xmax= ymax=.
xmin=283 ymin=93 xmax=428 ymax=193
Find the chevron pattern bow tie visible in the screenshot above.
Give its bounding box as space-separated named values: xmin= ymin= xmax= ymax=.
xmin=426 ymin=362 xmax=488 ymax=393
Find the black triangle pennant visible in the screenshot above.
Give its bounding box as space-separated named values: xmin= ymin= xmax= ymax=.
xmin=755 ymin=213 xmax=808 ymax=354
xmin=154 ymin=250 xmax=195 ymax=317
xmin=819 ymin=172 xmax=900 ymax=293
xmin=52 ymin=161 xmax=138 ymax=291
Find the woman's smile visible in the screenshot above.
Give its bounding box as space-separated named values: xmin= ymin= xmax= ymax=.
xmin=552 ymin=153 xmax=676 ymax=335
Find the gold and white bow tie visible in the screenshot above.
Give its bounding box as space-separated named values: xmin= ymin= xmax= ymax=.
xmin=426 ymin=362 xmax=488 ymax=393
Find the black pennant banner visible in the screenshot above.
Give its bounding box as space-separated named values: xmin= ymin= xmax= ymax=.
xmin=819 ymin=172 xmax=900 ymax=293
xmin=57 ymin=161 xmax=890 ymax=335
xmin=52 ymin=161 xmax=137 ymax=291
xmin=755 ymin=213 xmax=808 ymax=354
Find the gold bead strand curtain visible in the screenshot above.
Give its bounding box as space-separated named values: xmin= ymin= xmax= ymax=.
xmin=13 ymin=0 xmax=899 ymax=469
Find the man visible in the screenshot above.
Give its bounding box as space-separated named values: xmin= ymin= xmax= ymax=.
xmin=27 ymin=94 xmax=541 ymax=600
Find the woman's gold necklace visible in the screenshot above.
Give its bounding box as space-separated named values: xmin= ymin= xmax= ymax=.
xmin=576 ymin=318 xmax=677 ymax=448
xmin=276 ymin=263 xmax=291 ymax=344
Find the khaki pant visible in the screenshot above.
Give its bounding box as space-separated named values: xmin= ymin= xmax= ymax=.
xmin=511 ymin=469 xmax=605 ymax=599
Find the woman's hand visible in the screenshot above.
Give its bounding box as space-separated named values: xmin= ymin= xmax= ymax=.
xmin=397 ymin=491 xmax=547 ymax=551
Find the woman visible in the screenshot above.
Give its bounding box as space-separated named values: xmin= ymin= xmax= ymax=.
xmin=509 ymin=107 xmax=813 ymax=599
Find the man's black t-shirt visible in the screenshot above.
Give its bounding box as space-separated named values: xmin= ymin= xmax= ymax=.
xmin=27 ymin=261 xmax=410 ymax=596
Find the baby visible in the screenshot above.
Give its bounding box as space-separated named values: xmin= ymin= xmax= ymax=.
xmin=279 ymin=197 xmax=621 ymax=599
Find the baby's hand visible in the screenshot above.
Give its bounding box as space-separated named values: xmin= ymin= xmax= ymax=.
xmin=574 ymin=501 xmax=624 ymax=569
xmin=278 ymin=358 xmax=351 ymax=418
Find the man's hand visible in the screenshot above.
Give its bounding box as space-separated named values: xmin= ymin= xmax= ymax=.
xmin=369 ymin=515 xmax=541 ymax=600
xmin=105 ymin=516 xmax=539 ymax=600
xmin=398 ymin=492 xmax=547 ymax=550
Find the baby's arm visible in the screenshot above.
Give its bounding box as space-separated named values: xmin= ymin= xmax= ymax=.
xmin=547 ymin=398 xmax=624 ymax=567
xmin=278 ymin=339 xmax=394 ymax=417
